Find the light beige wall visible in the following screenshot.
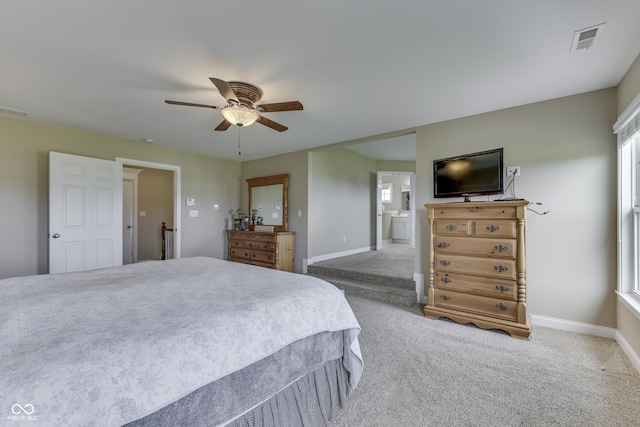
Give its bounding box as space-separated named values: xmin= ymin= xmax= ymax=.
xmin=617 ymin=53 xmax=640 ymax=114
xmin=240 ymin=149 xmax=309 ymax=273
xmin=616 ymin=52 xmax=640 ymax=363
xmin=376 ymin=160 xmax=416 ymax=172
xmin=309 ymin=147 xmax=377 ymax=258
xmin=135 ymin=167 xmax=174 ymax=261
xmin=416 ymin=88 xmax=618 ymax=328
xmin=0 ymin=116 xmax=240 ymax=279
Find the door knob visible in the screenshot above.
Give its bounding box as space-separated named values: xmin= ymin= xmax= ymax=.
xmin=127 ymin=225 xmax=133 ymax=229
xmin=52 ymin=233 xmax=60 ymax=238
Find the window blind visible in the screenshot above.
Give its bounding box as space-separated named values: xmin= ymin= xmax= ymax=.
xmin=614 ymin=90 xmax=640 ymax=147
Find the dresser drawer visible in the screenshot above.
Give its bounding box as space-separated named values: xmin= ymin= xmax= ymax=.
xmin=229 ymin=256 xmax=252 ymax=265
xmin=229 ymin=239 xmax=244 ymax=249
xmin=435 ymin=272 xmax=517 ymax=301
xmin=229 ymin=247 xmax=251 ymax=260
xmin=252 ymin=260 xmax=276 ymax=269
xmin=434 ymin=289 xmax=517 ymax=321
xmin=245 ymin=240 xmax=276 ymax=251
xmin=250 ymin=233 xmax=277 ymax=243
xmin=473 ymin=220 xmax=516 ymax=238
xmin=433 ymin=205 xmax=516 ymax=219
xmin=228 ymin=232 xmax=277 ymax=243
xmin=434 ymin=236 xmax=516 ymax=259
xmin=434 ymin=220 xmax=470 ymax=236
xmin=435 ymin=254 xmax=517 ymax=280
xmin=227 ymin=232 xmax=248 ymax=241
xmin=252 ymin=250 xmax=276 ymax=265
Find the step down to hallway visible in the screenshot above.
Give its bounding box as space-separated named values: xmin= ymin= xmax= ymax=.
xmin=308 ymin=265 xmax=417 ymax=307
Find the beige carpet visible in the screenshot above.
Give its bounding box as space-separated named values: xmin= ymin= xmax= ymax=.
xmin=314 ymin=242 xmax=415 ymax=280
xmin=331 ymin=296 xmax=640 ymax=427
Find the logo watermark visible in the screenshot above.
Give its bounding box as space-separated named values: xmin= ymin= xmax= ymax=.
xmin=7 ymin=404 xmax=38 ymax=422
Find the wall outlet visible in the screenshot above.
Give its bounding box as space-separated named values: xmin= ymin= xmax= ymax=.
xmin=507 ymin=166 xmax=521 ymax=176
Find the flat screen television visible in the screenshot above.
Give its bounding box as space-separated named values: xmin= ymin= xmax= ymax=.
xmin=433 ymin=148 xmax=504 ymax=201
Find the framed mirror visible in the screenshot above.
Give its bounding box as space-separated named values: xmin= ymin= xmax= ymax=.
xmin=247 ymin=174 xmax=289 ymax=232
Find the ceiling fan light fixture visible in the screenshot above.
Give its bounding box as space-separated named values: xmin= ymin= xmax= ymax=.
xmin=221 ymin=105 xmax=259 ymax=127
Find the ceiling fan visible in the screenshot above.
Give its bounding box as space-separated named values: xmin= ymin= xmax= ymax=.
xmin=165 ymin=78 xmax=303 ymax=132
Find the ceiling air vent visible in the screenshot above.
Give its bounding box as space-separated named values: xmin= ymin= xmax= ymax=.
xmin=570 ymin=23 xmax=605 ymax=52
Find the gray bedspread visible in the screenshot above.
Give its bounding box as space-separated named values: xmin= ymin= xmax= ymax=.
xmin=0 ymin=257 xmax=363 ymax=426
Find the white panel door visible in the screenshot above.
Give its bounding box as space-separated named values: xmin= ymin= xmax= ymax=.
xmin=49 ymin=152 xmax=123 ymax=273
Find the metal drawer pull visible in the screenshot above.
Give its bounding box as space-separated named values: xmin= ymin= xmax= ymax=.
xmin=438 ymin=241 xmax=451 ymax=248
xmin=440 ymin=295 xmax=451 ymax=301
xmin=441 ymin=277 xmax=451 ymax=284
xmin=494 ymin=265 xmax=509 ymax=273
xmin=496 ymin=303 xmax=509 ymax=311
xmin=440 ymin=260 xmax=451 ymax=267
xmin=487 ymin=225 xmax=500 ymax=232
xmin=495 ymin=244 xmax=509 ymax=252
xmin=495 ymin=285 xmax=510 ymax=293
xmin=446 ymin=224 xmax=457 ymax=231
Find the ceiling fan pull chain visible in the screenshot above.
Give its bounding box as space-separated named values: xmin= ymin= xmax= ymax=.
xmin=237 ymin=128 xmax=242 ymax=156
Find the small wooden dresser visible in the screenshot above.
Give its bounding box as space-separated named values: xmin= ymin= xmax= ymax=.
xmin=226 ymin=230 xmax=295 ymax=272
xmin=424 ymin=200 xmax=530 ymax=339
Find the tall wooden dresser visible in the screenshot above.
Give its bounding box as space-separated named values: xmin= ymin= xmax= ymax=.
xmin=226 ymin=230 xmax=295 ymax=272
xmin=424 ymin=200 xmax=530 ymax=339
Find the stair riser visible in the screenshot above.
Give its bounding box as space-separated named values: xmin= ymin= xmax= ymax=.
xmin=331 ymin=281 xmax=416 ymax=307
xmin=307 ymin=265 xmax=414 ymax=290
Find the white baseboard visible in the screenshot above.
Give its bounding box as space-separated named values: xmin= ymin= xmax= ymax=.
xmin=308 ymin=246 xmax=373 ymax=265
xmin=531 ymin=315 xmax=640 ymax=374
xmin=615 ymin=330 xmax=640 ymax=374
xmin=414 ymin=273 xmax=427 ymax=304
xmin=530 ymin=314 xmax=617 ymax=339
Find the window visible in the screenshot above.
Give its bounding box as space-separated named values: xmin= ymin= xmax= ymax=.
xmin=615 ymin=92 xmax=640 ymax=315
xmin=381 ymin=183 xmax=392 ymax=204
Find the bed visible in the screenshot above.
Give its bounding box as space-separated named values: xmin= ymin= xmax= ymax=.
xmin=0 ymin=257 xmax=363 ymax=426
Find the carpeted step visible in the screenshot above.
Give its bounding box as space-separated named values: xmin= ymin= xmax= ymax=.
xmin=307 ymin=264 xmax=414 ymax=291
xmin=309 ymin=274 xmax=417 ymax=307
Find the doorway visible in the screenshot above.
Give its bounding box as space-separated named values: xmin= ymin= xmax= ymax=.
xmin=117 ymin=157 xmax=182 ymax=261
xmin=376 ymin=171 xmax=416 ymax=250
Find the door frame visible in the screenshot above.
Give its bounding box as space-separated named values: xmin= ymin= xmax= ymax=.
xmin=122 ymin=167 xmax=142 ymax=263
xmin=116 ymin=157 xmax=182 ymax=259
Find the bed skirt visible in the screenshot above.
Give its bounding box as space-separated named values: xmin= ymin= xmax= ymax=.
xmin=126 ymin=330 xmax=354 ymax=427
xmin=227 ymin=357 xmax=349 ymax=427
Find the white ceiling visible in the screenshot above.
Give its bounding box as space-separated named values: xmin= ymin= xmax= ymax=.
xmin=1 ymin=1 xmax=639 ymax=161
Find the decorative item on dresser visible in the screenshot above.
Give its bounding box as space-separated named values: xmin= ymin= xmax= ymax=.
xmin=226 ymin=230 xmax=295 ymax=271
xmin=424 ymin=200 xmax=530 ymax=339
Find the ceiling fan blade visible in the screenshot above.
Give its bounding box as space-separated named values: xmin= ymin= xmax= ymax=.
xmin=257 ymin=115 xmax=288 ymax=132
xmin=209 ymin=78 xmax=239 ymax=104
xmin=165 ymin=100 xmax=220 ymax=109
xmin=257 ymin=101 xmax=303 ymax=113
xmin=215 ymin=119 xmax=232 ymax=131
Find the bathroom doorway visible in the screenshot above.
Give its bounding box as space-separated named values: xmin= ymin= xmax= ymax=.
xmin=376 ymin=171 xmax=416 ymax=251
